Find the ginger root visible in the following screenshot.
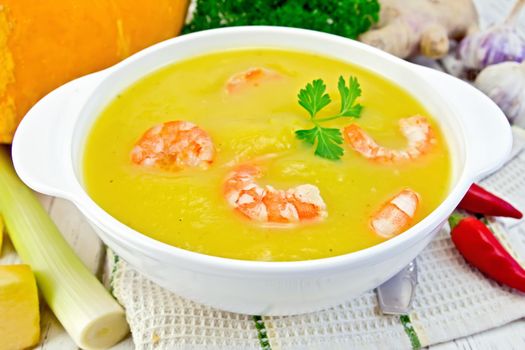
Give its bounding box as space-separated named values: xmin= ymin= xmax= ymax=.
xmin=359 ymin=0 xmax=478 ymax=59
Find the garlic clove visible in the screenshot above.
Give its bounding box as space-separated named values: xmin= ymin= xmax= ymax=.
xmin=474 ymin=61 xmax=525 ymax=127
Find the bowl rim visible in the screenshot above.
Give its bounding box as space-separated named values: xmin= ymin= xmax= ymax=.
xmin=42 ymin=27 xmax=481 ymax=273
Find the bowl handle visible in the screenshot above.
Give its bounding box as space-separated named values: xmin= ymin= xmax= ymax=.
xmin=12 ymin=72 xmax=107 ymax=198
xmin=414 ymin=65 xmax=512 ymax=181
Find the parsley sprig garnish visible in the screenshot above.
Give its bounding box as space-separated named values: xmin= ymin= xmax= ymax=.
xmin=295 ymin=76 xmax=363 ymax=160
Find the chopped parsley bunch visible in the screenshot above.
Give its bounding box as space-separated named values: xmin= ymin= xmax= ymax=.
xmin=184 ymin=0 xmax=380 ymax=40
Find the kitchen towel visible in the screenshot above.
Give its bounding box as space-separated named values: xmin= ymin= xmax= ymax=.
xmin=107 ymin=128 xmax=525 ymax=350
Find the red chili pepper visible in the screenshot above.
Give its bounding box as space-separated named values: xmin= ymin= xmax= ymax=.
xmin=458 ymin=183 xmax=523 ymax=219
xmin=449 ymin=213 xmax=525 ymax=292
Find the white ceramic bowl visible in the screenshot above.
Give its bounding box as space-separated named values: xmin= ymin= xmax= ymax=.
xmin=12 ymin=27 xmax=512 ymax=315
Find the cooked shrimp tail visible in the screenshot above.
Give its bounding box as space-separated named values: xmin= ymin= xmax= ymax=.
xmin=370 ymin=188 xmax=420 ymax=238
xmin=130 ymin=120 xmax=215 ymax=171
xmin=225 ymin=67 xmax=281 ymax=94
xmin=223 ymin=164 xmax=327 ymax=224
xmin=344 ymin=115 xmax=435 ymax=161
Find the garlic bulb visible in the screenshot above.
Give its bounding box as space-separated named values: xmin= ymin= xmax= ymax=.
xmin=474 ymin=61 xmax=525 ymax=127
xmin=458 ymin=0 xmax=525 ymax=70
xmin=459 ymin=25 xmax=525 ymax=70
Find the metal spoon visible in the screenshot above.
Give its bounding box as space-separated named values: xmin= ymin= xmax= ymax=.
xmin=376 ymin=260 xmax=418 ymax=315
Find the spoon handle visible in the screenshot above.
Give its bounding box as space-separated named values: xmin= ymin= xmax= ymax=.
xmin=376 ymin=260 xmax=418 ymax=315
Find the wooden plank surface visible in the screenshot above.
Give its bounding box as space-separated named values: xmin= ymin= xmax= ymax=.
xmin=431 ymin=320 xmax=525 ymax=350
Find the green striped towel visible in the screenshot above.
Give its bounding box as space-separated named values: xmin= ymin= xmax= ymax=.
xmin=106 ymin=129 xmax=525 ymax=350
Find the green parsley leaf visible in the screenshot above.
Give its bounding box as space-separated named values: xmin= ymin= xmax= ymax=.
xmin=338 ymin=76 xmax=363 ymax=117
xmin=314 ymin=127 xmax=344 ymax=160
xmin=295 ymin=126 xmax=344 ymax=160
xmin=295 ymin=127 xmax=318 ymax=145
xmin=297 ymin=79 xmax=331 ymax=118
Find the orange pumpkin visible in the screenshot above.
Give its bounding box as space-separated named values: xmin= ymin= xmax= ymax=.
xmin=0 ymin=0 xmax=189 ymax=143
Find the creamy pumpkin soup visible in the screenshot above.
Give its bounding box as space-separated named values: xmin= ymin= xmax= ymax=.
xmin=83 ymin=48 xmax=451 ymax=261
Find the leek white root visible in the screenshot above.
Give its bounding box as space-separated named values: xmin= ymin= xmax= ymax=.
xmin=0 ymin=147 xmax=129 ymax=350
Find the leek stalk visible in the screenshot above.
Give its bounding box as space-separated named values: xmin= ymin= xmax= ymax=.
xmin=0 ymin=147 xmax=128 ymax=350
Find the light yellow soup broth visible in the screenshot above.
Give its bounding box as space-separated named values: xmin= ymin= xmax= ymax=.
xmin=83 ymin=48 xmax=451 ymax=261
